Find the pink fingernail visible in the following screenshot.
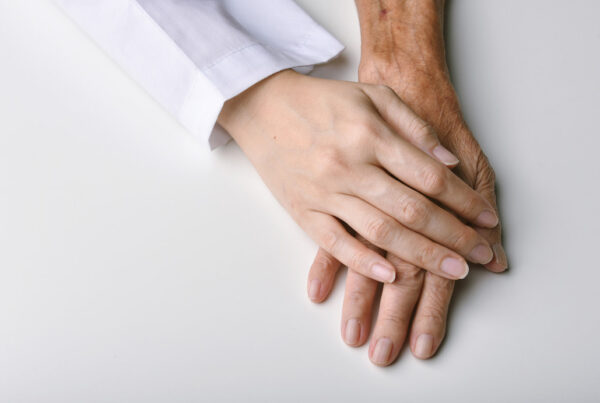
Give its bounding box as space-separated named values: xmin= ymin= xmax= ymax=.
xmin=476 ymin=210 xmax=499 ymax=228
xmin=344 ymin=319 xmax=361 ymax=345
xmin=308 ymin=279 xmax=321 ymax=301
xmin=371 ymin=263 xmax=396 ymax=283
xmin=468 ymin=243 xmax=494 ymax=264
xmin=432 ymin=145 xmax=459 ymax=166
xmin=441 ymin=257 xmax=469 ymax=279
xmin=372 ymin=338 xmax=393 ymax=365
xmin=414 ymin=334 xmax=434 ymax=359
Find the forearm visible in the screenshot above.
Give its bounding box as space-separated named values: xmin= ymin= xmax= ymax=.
xmin=354 ymin=0 xmax=465 ymax=138
xmin=355 ymin=1 xmax=506 ymax=272
xmin=355 ymin=0 xmax=447 ymax=74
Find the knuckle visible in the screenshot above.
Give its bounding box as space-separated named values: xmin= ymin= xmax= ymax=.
xmin=397 ymin=197 xmax=429 ymax=228
xmin=419 ymin=304 xmax=448 ymax=325
xmin=419 ymin=165 xmax=447 ymax=195
xmin=379 ymin=307 xmax=410 ymax=328
xmin=418 ymin=305 xmax=447 ymax=325
xmin=427 ymin=275 xmax=455 ymax=294
xmin=414 ymin=244 xmax=438 ymax=268
xmin=348 ymin=250 xmax=369 ymax=270
xmin=312 ymin=251 xmax=337 ymax=271
xmin=365 ymin=217 xmax=395 ymax=244
xmin=451 ymin=227 xmax=477 ymax=251
xmin=386 ymin=254 xmax=424 ymax=287
xmin=321 ymin=229 xmax=341 ymax=253
xmin=320 ymin=148 xmax=346 ymax=170
xmin=410 ymin=118 xmax=434 ymax=143
xmin=346 ymin=288 xmax=372 ymax=307
xmin=462 ymin=194 xmax=482 ymax=216
xmin=394 ymin=265 xmax=424 ymax=286
xmin=360 ymin=175 xmax=390 ymax=200
xmin=314 ymin=148 xmax=347 ymax=179
xmin=352 ymin=116 xmax=382 ymax=145
xmin=376 ymin=84 xmax=395 ymax=96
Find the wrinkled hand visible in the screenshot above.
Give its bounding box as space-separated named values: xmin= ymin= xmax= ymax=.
xmin=219 ymin=69 xmax=499 ymax=286
xmin=308 ymin=50 xmax=507 ymax=365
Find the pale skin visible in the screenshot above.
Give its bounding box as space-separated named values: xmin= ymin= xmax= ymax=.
xmin=218 ymin=71 xmax=498 ymax=285
xmin=307 ymin=0 xmax=508 ymax=366
xmin=218 ymin=0 xmax=506 ymax=367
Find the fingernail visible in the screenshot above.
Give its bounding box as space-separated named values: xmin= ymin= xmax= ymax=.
xmin=432 ymin=145 xmax=460 ymax=166
xmin=468 ymin=243 xmax=494 ymax=264
xmin=492 ymin=243 xmax=508 ymax=269
xmin=441 ymin=257 xmax=469 ymax=279
xmin=476 ymin=210 xmax=499 ymax=228
xmin=308 ymin=279 xmax=321 ymax=301
xmin=372 ymin=338 xmax=393 ymax=365
xmin=344 ymin=319 xmax=361 ymax=345
xmin=414 ymin=334 xmax=434 ymax=359
xmin=371 ymin=263 xmax=396 ymax=283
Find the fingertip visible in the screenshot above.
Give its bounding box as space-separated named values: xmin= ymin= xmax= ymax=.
xmin=475 ymin=209 xmax=499 ymax=228
xmin=342 ymin=318 xmax=366 ymax=347
xmin=308 ymin=248 xmax=342 ymax=302
xmin=492 ymin=243 xmax=508 ymax=268
xmin=413 ymin=334 xmax=435 ymax=360
xmin=371 ymin=262 xmax=396 ymax=283
xmin=307 ymin=279 xmax=323 ymax=302
xmin=484 ymin=261 xmax=508 ymax=273
xmin=410 ymin=273 xmax=452 ymax=360
xmin=483 ymin=243 xmax=508 ymax=272
xmin=369 ymin=337 xmax=394 ymax=366
xmin=440 ymin=256 xmax=469 ymax=280
xmin=432 ymin=145 xmax=460 ymax=167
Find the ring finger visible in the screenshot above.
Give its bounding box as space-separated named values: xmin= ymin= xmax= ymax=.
xmin=368 ymin=255 xmax=424 ymax=366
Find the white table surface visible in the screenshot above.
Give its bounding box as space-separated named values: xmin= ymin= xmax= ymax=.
xmin=1 ymin=1 xmax=599 ymax=402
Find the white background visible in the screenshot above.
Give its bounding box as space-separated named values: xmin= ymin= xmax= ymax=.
xmin=1 ymin=0 xmax=599 ymax=401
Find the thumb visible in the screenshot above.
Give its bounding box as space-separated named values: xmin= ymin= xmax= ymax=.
xmin=472 ymin=158 xmax=508 ymax=272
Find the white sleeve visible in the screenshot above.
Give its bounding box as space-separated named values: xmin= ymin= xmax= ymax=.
xmin=54 ymin=0 xmax=344 ymax=150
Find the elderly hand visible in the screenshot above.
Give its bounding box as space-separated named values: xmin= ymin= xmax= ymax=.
xmin=306 ymin=0 xmax=507 ymax=366
xmin=218 ymin=69 xmax=498 ymax=286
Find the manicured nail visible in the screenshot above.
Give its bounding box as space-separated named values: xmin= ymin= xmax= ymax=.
xmin=432 ymin=145 xmax=460 ymax=166
xmin=344 ymin=319 xmax=361 ymax=345
xmin=468 ymin=243 xmax=494 ymax=264
xmin=476 ymin=210 xmax=499 ymax=228
xmin=308 ymin=279 xmax=321 ymax=301
xmin=372 ymin=338 xmax=393 ymax=365
xmin=441 ymin=257 xmax=469 ymax=279
xmin=492 ymin=243 xmax=508 ymax=269
xmin=371 ymin=263 xmax=396 ymax=283
xmin=414 ymin=334 xmax=434 ymax=359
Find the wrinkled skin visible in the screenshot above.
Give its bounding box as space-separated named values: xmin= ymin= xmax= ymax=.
xmin=308 ymin=0 xmax=507 ymax=366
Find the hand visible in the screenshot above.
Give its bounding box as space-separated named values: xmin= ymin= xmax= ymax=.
xmin=307 ymin=0 xmax=507 ymax=365
xmin=309 ymin=120 xmax=504 ymax=364
xmin=307 ymin=116 xmax=504 ymax=365
xmin=356 ymin=0 xmax=506 ymax=272
xmin=218 ymin=69 xmax=498 ymax=285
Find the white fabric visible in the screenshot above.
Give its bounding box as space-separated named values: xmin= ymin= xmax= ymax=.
xmin=54 ymin=0 xmax=344 ymax=150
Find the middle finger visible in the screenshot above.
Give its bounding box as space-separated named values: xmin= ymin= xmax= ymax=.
xmin=350 ymin=165 xmax=493 ymax=265
xmin=368 ymin=256 xmax=424 ymax=366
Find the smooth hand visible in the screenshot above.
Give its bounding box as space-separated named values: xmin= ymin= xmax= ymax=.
xmin=218 ymin=70 xmax=499 ymax=287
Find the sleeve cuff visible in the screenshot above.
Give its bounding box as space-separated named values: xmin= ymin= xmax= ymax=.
xmin=199 ymin=27 xmax=344 ymax=149
xmin=55 ymin=0 xmax=344 ymax=151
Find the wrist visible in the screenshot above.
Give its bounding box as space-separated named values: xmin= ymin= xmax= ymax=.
xmin=356 ymin=0 xmax=447 ymax=75
xmin=217 ymin=69 xmax=302 ymax=140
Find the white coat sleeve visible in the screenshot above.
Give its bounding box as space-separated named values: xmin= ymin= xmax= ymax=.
xmin=54 ymin=0 xmax=344 ymax=150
